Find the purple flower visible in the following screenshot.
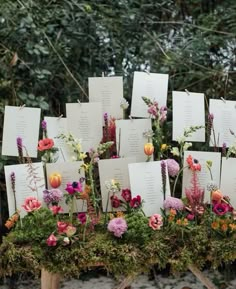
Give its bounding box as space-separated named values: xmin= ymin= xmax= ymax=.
xmin=166 ymin=159 xmax=180 ymax=177
xmin=43 ymin=189 xmax=63 ymax=205
xmin=65 ymin=181 xmax=83 ymax=195
xmin=103 ymin=112 xmax=108 ymax=122
xmin=107 ymin=217 xmax=127 ymax=237
xmin=78 ymin=213 xmax=87 ymax=224
xmin=41 ymin=120 xmax=47 ymax=130
xmin=16 ymin=137 xmax=24 ymax=163
xmin=163 ymin=196 xmax=184 ymax=211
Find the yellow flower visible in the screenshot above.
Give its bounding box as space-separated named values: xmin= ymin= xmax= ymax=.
xmin=176 ymin=219 xmax=182 ymax=225
xmin=211 ymin=221 xmax=219 ymax=230
xmin=161 ymin=144 xmax=168 ymax=151
xmin=229 ymin=224 xmax=236 ymax=231
xmin=116 ymin=211 xmax=124 ymax=218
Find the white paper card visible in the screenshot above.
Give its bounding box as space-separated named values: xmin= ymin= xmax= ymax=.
xmin=2 ymin=106 xmax=41 ymax=158
xmin=209 ymin=99 xmax=236 ymax=147
xmin=44 ymin=116 xmax=74 ymax=162
xmin=116 ymin=119 xmax=152 ymax=162
xmin=88 ymin=76 xmax=123 ymax=119
xmin=98 ymin=157 xmax=136 ymax=212
xmin=46 ymin=161 xmax=87 ymax=213
xmin=172 ymin=91 xmax=205 ymax=142
xmin=4 ymin=162 xmax=46 ymax=217
xmin=220 ymin=157 xmax=236 ymax=208
xmin=128 ymin=161 xmax=171 ymax=216
xmin=66 ymin=103 xmax=103 ymax=152
xmin=182 ymin=151 xmax=221 ymax=202
xmin=130 ymin=71 xmax=168 ymax=118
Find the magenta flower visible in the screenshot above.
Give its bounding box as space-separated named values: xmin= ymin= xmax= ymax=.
xmin=110 ymin=195 xmax=121 ymax=208
xmin=166 ymin=159 xmax=180 ymax=177
xmin=107 ymin=217 xmax=127 ymax=237
xmin=41 ymin=120 xmax=47 ymax=130
xmin=65 ymin=181 xmax=83 ymax=195
xmin=130 ymin=195 xmax=141 ymax=208
xmin=213 ymin=203 xmax=230 ymax=216
xmin=121 ymin=188 xmax=132 ymax=202
xmin=163 ymin=196 xmax=184 ymax=211
xmin=47 ymin=234 xmax=57 ymax=246
xmin=78 ymin=213 xmax=87 ymax=224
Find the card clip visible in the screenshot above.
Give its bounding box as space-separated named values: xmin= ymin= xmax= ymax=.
xmin=129 ymin=115 xmax=133 ymax=121
xmin=185 ymin=89 xmax=190 ymax=95
xmin=144 ymin=69 xmax=150 ymax=75
xmin=19 ymin=104 xmax=26 ymax=110
xmin=221 ymin=97 xmax=226 ymax=103
xmin=102 ymin=72 xmax=105 ymax=77
xmin=77 ymin=99 xmax=81 ymax=105
xmin=58 ymin=114 xmax=63 ymax=119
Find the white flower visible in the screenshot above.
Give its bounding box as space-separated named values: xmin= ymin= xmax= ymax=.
xmin=176 ymin=136 xmax=186 ymax=144
xmin=183 ymin=142 xmax=192 ymax=151
xmin=171 ymin=147 xmax=180 ymax=157
xmin=120 ymin=98 xmax=129 ymax=110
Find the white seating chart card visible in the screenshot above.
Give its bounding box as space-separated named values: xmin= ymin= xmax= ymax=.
xmin=44 ymin=116 xmax=74 ymax=162
xmin=88 ymin=76 xmax=123 ymax=119
xmin=209 ymin=99 xmax=236 ymax=147
xmin=182 ymin=151 xmax=221 ymax=202
xmin=115 ymin=118 xmax=152 ymax=162
xmin=130 ymin=71 xmax=169 ymax=118
xmin=4 ymin=162 xmax=45 ymax=217
xmin=98 ymin=157 xmax=136 ymax=212
xmin=46 ymin=161 xmax=87 ymax=212
xmin=2 ymin=106 xmax=41 ymax=158
xmin=220 ymin=157 xmax=236 ymax=208
xmin=128 ymin=161 xmax=170 ymax=216
xmin=172 ymin=91 xmax=205 ymax=142
xmin=66 ymin=102 xmax=103 ymax=152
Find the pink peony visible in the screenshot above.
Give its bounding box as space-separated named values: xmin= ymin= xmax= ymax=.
xmin=107 ymin=217 xmax=127 ymax=237
xmin=121 ymin=188 xmax=132 ymax=202
xmin=22 ymin=196 xmax=42 ymax=212
xmin=166 ymin=159 xmax=180 ymax=177
xmin=47 ymin=234 xmax=57 ymax=246
xmin=149 ymin=214 xmax=163 ymax=230
xmin=163 ymin=196 xmax=184 ymax=211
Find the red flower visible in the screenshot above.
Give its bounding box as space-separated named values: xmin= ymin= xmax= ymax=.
xmin=78 ymin=213 xmax=87 ymax=224
xmin=46 ymin=234 xmax=57 ymax=246
xmin=121 ymin=188 xmax=132 ymax=202
xmin=186 ymin=155 xmax=201 ymax=171
xmin=130 ymin=195 xmax=141 ymax=208
xmin=38 ymin=138 xmax=54 ymax=151
xmin=49 ymin=205 xmax=63 ymax=215
xmin=110 ymin=195 xmax=121 ymax=208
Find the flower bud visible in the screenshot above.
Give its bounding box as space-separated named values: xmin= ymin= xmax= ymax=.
xmin=144 ymin=143 xmax=154 ymax=156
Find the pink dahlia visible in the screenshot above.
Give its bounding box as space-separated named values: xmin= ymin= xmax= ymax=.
xmin=163 ymin=196 xmax=184 ymax=211
xmin=166 ymin=159 xmax=180 ymax=177
xmin=107 ymin=217 xmax=127 ymax=237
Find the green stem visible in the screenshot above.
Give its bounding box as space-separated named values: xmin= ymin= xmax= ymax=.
xmin=172 ymin=165 xmax=188 ymax=197
xmin=104 ymin=191 xmax=111 ymax=226
xmin=69 ymin=196 xmax=75 ymax=224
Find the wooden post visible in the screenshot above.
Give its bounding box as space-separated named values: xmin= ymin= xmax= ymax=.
xmin=41 ymin=268 xmax=61 ymax=289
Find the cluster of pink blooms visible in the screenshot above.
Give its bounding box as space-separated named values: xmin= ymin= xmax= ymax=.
xmin=47 ymin=221 xmax=77 ymax=246
xmin=147 ymin=100 xmax=167 ymax=123
xmin=107 ymin=217 xmax=128 ymax=237
xmin=166 ymin=159 xmax=180 ymax=177
xmin=43 ymin=188 xmax=63 ymax=205
xmin=163 ymin=196 xmax=185 ymax=211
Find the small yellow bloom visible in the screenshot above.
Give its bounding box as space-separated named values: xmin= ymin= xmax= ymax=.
xmin=221 ymin=223 xmax=228 ymax=232
xmin=176 ymin=219 xmax=182 ymax=225
xmin=116 ymin=211 xmax=124 ymax=218
xmin=229 ymin=224 xmax=236 ymax=231
xmin=161 ymin=144 xmax=168 ymax=151
xmin=211 ymin=221 xmax=219 ymax=230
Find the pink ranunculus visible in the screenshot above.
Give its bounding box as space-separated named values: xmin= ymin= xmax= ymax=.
xmin=22 ymin=196 xmax=42 ymax=212
xmin=121 ymin=188 xmax=132 ymax=202
xmin=130 ymin=195 xmax=141 ymax=208
xmin=65 ymin=181 xmax=83 ymax=195
xmin=57 ymin=221 xmax=68 ymax=234
xmin=65 ymin=225 xmax=76 ymax=237
xmin=49 ymin=205 xmax=63 ymax=215
xmin=46 ymin=234 xmax=57 ymax=246
xmin=149 ymin=214 xmax=163 ymax=230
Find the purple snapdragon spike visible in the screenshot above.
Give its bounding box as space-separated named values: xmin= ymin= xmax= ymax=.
xmin=41 ymin=120 xmax=47 ymax=130
xmin=16 ymin=137 xmax=24 ymax=163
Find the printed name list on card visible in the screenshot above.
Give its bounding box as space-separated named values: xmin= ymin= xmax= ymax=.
xmin=2 ymin=106 xmax=41 ymax=158
xmin=182 ymin=151 xmax=221 ymax=203
xmin=98 ymin=157 xmax=136 ymax=212
xmin=130 ymin=71 xmax=169 ymax=118
xmin=128 ymin=161 xmax=171 ymax=216
xmin=172 ymin=91 xmax=205 ymax=142
xmin=220 ymin=157 xmax=236 ymax=208
xmin=209 ymin=99 xmax=236 ymax=147
xmin=115 ymin=119 xmax=152 ymax=162
xmin=46 ymin=161 xmax=87 ymax=213
xmin=88 ymin=76 xmax=124 ymax=119
xmin=44 ymin=116 xmax=74 ymax=162
xmin=66 ymin=102 xmax=103 ymax=153
xmin=4 ymin=162 xmax=45 ymax=217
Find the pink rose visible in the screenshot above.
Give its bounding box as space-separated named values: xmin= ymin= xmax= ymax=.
xmin=46 ymin=234 xmax=57 ymax=246
xmin=57 ymin=221 xmax=68 ymax=234
xmin=149 ymin=214 xmax=163 ymax=230
xmin=22 ymin=196 xmax=42 ymax=212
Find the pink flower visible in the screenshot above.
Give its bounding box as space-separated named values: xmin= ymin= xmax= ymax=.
xmin=213 ymin=203 xmax=230 ymax=216
xmin=166 ymin=159 xmax=180 ymax=177
xmin=65 ymin=225 xmax=77 ymax=237
xmin=149 ymin=214 xmax=163 ymax=230
xmin=22 ymin=196 xmax=42 ymax=212
xmin=130 ymin=195 xmax=141 ymax=208
xmin=78 ymin=213 xmax=87 ymax=224
xmin=57 ymin=221 xmax=68 ymax=234
xmin=110 ymin=195 xmax=121 ymax=208
xmin=163 ymin=196 xmax=184 ymax=211
xmin=121 ymin=188 xmax=132 ymax=202
xmin=187 ymin=213 xmax=195 ymax=221
xmin=107 ymin=217 xmax=127 ymax=237
xmin=49 ymin=205 xmax=63 ymax=215
xmin=46 ymin=234 xmax=57 ymax=246
xmin=65 ymin=181 xmax=83 ymax=195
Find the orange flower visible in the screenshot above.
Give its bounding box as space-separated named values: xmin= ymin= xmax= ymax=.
xmin=49 ymin=173 xmax=62 ymax=188
xmin=183 ymin=218 xmax=189 ymax=226
xmin=186 ymin=155 xmax=201 ymax=171
xmin=144 ymin=143 xmax=154 ymax=156
xmin=221 ymin=223 xmax=228 ymax=232
xmin=229 ymin=224 xmax=236 ymax=231
xmin=5 ymin=220 xmax=14 ymax=230
xmin=169 ymin=208 xmax=177 ymax=216
xmin=38 ymin=138 xmax=54 ymax=151
xmin=211 ymin=221 xmax=219 ymax=230
xmin=211 ymin=190 xmax=223 ymax=203
xmin=176 ymin=219 xmax=182 ymax=225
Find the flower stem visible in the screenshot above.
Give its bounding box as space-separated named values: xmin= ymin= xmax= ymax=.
xmin=172 ymin=165 xmax=188 ymax=197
